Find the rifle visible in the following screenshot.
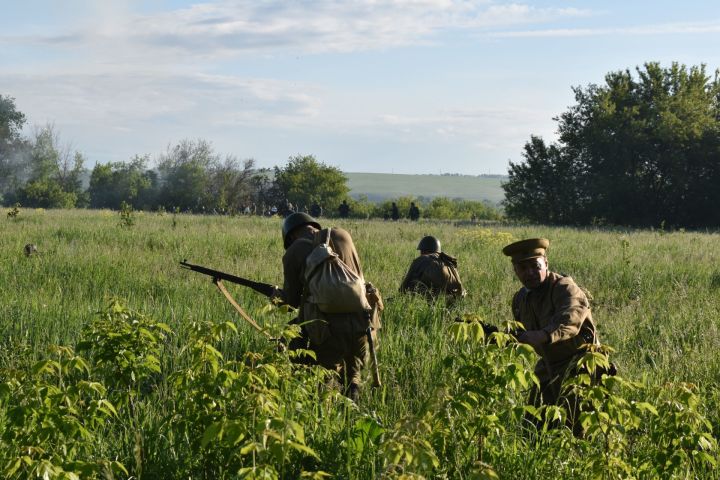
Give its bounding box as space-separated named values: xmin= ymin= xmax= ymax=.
xmin=180 ymin=261 xmax=277 ymax=298
xmin=180 ymin=260 xmax=282 ymax=341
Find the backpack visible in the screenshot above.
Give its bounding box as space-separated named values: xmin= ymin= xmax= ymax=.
xmin=438 ymin=252 xmax=466 ymax=298
xmin=304 ymin=228 xmax=371 ymax=314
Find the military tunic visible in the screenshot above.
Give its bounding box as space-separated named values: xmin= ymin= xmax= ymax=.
xmin=282 ymin=227 xmax=377 ymax=387
xmin=512 ymin=271 xmax=596 ymax=386
xmin=399 ymin=252 xmax=465 ymax=299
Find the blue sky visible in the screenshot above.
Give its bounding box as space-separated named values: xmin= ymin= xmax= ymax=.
xmin=2 ymin=1 xmax=719 ymax=174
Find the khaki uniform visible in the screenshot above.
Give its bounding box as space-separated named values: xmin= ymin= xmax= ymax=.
xmin=512 ymin=271 xmax=596 ymax=405
xmin=399 ymin=252 xmax=465 ymax=299
xmin=282 ymin=227 xmax=379 ymax=387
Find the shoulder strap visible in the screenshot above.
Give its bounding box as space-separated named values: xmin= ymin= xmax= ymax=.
xmin=324 ymin=227 xmax=332 ymax=247
xmin=549 ymin=274 xmax=564 ymax=306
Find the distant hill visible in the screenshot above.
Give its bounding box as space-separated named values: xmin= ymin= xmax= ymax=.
xmin=345 ymin=172 xmax=506 ymax=204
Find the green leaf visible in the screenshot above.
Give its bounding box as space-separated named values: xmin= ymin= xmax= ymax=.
xmin=32 ymin=359 xmax=58 ymax=376
xmin=110 ymin=461 xmax=129 ymax=475
xmin=224 ymin=421 xmax=246 ymax=446
xmin=201 ymin=421 xmax=224 ymax=447
xmin=633 ymin=401 xmax=658 ymax=416
xmin=287 ymin=441 xmax=319 ymax=459
xmin=240 ymin=441 xmax=261 ymax=455
xmin=4 ymin=457 xmax=23 ymax=477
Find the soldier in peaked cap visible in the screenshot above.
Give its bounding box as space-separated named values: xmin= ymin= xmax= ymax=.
xmin=503 ymin=238 xmax=597 ymax=430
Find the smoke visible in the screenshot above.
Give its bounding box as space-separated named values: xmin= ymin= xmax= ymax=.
xmin=0 ymin=141 xmax=32 ymax=196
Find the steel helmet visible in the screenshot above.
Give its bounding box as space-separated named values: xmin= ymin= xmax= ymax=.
xmin=417 ymin=235 xmax=441 ymax=253
xmin=282 ymin=212 xmax=321 ymax=249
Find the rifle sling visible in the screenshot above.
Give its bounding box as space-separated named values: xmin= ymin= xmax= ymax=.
xmin=213 ymin=279 xmax=272 ymax=339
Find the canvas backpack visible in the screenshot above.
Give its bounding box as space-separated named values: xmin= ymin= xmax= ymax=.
xmin=304 ymin=228 xmax=371 ymax=314
xmin=438 ymin=252 xmax=465 ymax=298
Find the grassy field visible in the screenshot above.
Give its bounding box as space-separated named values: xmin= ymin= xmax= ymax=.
xmin=1 ymin=209 xmax=719 ymax=478
xmin=345 ymin=172 xmax=506 ymax=203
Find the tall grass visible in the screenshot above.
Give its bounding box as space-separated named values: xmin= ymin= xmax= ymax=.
xmin=1 ymin=209 xmax=719 ymax=478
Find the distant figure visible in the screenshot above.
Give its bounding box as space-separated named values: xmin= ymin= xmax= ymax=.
xmin=408 ymin=202 xmax=420 ymax=221
xmin=310 ymin=203 xmax=322 ymax=218
xmin=270 ymin=205 xmax=278 ymax=216
xmin=390 ymin=202 xmax=400 ymax=221
xmin=24 ymin=243 xmax=38 ymax=257
xmin=338 ymin=200 xmax=351 ymax=218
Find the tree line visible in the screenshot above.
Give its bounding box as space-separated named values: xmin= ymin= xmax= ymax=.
xmin=503 ymin=62 xmax=720 ymax=228
xmin=0 ymin=95 xmax=501 ymax=220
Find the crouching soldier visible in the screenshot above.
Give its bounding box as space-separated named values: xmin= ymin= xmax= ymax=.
xmin=502 ymin=238 xmax=597 ymax=433
xmin=275 ymin=212 xmax=382 ymax=401
xmin=399 ymin=235 xmax=466 ymax=301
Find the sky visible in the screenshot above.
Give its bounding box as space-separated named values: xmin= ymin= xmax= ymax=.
xmin=1 ymin=1 xmax=719 ymax=175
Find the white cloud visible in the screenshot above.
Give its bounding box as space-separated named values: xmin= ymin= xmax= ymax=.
xmin=1 ymin=1 xmax=593 ymax=60
xmin=375 ymin=106 xmax=554 ymax=150
xmin=492 ymin=20 xmax=720 ymax=38
xmin=2 ymin=71 xmax=321 ymax=132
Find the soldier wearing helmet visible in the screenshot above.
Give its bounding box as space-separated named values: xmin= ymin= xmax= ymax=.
xmin=399 ymin=235 xmax=466 ymax=300
xmin=277 ymin=212 xmax=381 ymax=401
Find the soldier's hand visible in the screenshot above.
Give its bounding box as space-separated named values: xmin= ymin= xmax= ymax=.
xmin=270 ymin=286 xmax=283 ymax=302
xmin=517 ymin=330 xmax=550 ymax=351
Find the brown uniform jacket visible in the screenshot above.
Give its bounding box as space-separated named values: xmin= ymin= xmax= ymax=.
xmin=512 ymin=271 xmax=596 ymax=379
xmin=399 ymin=252 xmax=464 ymax=298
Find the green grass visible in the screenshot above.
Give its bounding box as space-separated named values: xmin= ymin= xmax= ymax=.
xmin=1 ymin=209 xmax=720 ymax=478
xmin=345 ymin=172 xmax=506 ymax=203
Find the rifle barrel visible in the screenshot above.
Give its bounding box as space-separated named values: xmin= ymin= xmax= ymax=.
xmin=180 ymin=261 xmax=276 ymax=298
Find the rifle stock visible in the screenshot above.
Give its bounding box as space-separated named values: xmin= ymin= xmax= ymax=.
xmin=180 ymin=260 xmax=277 ymax=298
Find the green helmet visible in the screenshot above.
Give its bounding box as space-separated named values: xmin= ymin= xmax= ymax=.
xmin=282 ymin=212 xmax=321 ymax=249
xmin=417 ymin=235 xmax=441 ymax=253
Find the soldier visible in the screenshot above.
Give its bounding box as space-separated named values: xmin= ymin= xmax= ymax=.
xmin=276 ymin=212 xmax=381 ymax=400
xmin=408 ymin=202 xmax=420 ymax=221
xmin=399 ymin=236 xmax=466 ymax=300
xmin=310 ymin=202 xmax=322 ymax=218
xmin=390 ymin=202 xmax=400 ymax=221
xmin=338 ymin=200 xmax=351 ymax=218
xmin=502 ymin=238 xmax=597 ymax=431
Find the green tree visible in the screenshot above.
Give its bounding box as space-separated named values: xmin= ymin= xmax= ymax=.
xmin=0 ymin=95 xmax=29 ymax=202
xmin=88 ymin=155 xmax=157 ymax=210
xmin=424 ymin=197 xmax=502 ymax=221
xmin=208 ymin=157 xmax=257 ymax=213
xmin=15 ymin=124 xmax=86 ymax=208
xmin=273 ymin=155 xmax=349 ymax=212
xmin=157 ymin=139 xmax=218 ymax=211
xmin=504 ymin=62 xmax=720 ymax=227
xmin=503 ymin=136 xmax=583 ymax=224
